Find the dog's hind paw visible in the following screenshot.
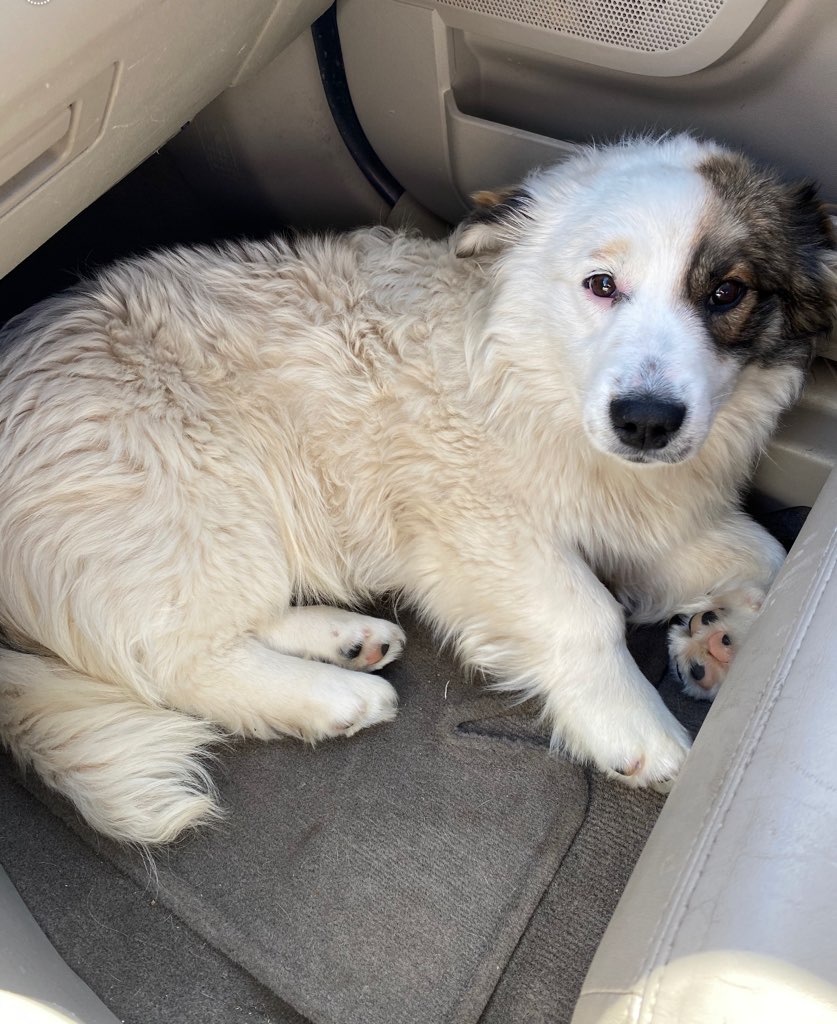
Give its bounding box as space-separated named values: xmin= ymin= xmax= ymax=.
xmin=668 ymin=586 xmax=764 ymax=701
xmin=332 ymin=616 xmax=406 ymax=672
xmin=263 ymin=606 xmax=406 ymax=673
xmin=296 ymin=670 xmax=399 ymax=741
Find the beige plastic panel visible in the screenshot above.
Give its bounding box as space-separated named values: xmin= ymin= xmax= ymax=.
xmin=168 ymin=29 xmax=389 ymax=233
xmin=338 ymin=0 xmax=837 ymax=220
xmin=445 ymin=92 xmax=578 ymax=197
xmin=755 ymin=359 xmax=837 ymax=509
xmin=337 ymin=0 xmax=585 ymax=222
xmin=0 ymin=0 xmax=331 ymax=280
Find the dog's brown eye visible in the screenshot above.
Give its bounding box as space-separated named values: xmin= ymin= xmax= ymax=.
xmin=584 ymin=274 xmax=618 ymax=298
xmin=707 ymin=279 xmax=746 ymax=311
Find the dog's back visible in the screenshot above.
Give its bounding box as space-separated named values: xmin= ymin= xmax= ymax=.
xmin=0 ymin=227 xmax=479 ymax=841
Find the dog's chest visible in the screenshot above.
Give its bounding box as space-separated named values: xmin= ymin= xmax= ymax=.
xmin=550 ymin=461 xmax=697 ymax=571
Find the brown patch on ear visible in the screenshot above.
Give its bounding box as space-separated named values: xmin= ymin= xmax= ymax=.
xmin=455 ymin=185 xmax=534 ymax=258
xmin=694 ymin=153 xmax=837 ymax=366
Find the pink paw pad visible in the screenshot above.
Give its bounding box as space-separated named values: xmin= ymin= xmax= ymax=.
xmin=342 ymin=630 xmax=391 ymax=669
xmin=706 ymin=630 xmax=733 ymax=664
xmin=668 ymin=591 xmax=764 ymax=701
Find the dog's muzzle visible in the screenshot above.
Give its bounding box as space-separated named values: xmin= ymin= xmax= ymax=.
xmin=609 ymin=394 xmax=686 ymax=453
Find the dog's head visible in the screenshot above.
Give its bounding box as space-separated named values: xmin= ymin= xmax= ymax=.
xmin=456 ymin=136 xmax=837 ymax=465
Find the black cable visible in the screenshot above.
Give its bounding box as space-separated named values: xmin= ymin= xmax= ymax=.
xmin=311 ymin=4 xmax=404 ymax=208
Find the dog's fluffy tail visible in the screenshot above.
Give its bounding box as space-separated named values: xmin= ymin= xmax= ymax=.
xmin=0 ymin=649 xmax=222 ymax=844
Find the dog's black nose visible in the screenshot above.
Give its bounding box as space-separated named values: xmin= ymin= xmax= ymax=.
xmin=609 ymin=396 xmax=686 ymax=451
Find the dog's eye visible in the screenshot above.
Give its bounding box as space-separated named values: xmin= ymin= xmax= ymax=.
xmin=707 ymin=279 xmax=746 ymax=311
xmin=584 ymin=274 xmax=618 ymax=299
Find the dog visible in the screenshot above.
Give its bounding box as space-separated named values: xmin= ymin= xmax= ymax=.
xmin=0 ymin=135 xmax=834 ymax=844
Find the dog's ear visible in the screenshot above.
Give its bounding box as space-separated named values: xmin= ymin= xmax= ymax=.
xmin=788 ymin=182 xmax=836 ymax=249
xmin=783 ymin=182 xmax=837 ymax=342
xmin=455 ymin=185 xmax=534 ymax=258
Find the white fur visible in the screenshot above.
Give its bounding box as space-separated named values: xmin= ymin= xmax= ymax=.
xmin=0 ymin=137 xmax=802 ymax=842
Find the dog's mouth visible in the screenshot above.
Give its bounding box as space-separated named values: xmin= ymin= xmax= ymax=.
xmin=609 ymin=443 xmax=695 ymax=466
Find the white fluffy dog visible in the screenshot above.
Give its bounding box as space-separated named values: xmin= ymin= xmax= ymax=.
xmin=0 ymin=136 xmax=834 ymax=843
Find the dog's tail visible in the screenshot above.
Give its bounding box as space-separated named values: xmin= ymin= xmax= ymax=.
xmin=0 ymin=648 xmax=222 ymax=844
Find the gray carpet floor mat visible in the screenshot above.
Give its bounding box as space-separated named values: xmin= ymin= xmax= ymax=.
xmin=0 ymin=613 xmax=709 ymax=1024
xmin=0 ymin=770 xmax=308 ymax=1024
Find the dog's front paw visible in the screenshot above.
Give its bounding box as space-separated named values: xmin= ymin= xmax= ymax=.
xmin=602 ymin=714 xmax=691 ymax=793
xmin=554 ymin=685 xmax=691 ymax=791
xmin=668 ymin=586 xmax=764 ymax=700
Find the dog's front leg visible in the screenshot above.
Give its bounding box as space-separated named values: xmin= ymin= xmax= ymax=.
xmin=411 ymin=542 xmax=691 ymax=788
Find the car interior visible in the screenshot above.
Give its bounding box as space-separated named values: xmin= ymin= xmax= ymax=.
xmin=1 ymin=1 xmax=837 ymax=1022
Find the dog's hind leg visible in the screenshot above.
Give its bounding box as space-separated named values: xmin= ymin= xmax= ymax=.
xmin=668 ymin=586 xmax=765 ymax=700
xmin=625 ymin=512 xmax=785 ymax=701
xmin=0 ymin=649 xmax=221 ymax=845
xmin=257 ymin=606 xmax=406 ymax=671
xmin=168 ymin=638 xmax=398 ymax=741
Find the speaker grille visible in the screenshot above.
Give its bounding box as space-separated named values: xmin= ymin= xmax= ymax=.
xmin=441 ymin=0 xmax=728 ymax=53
